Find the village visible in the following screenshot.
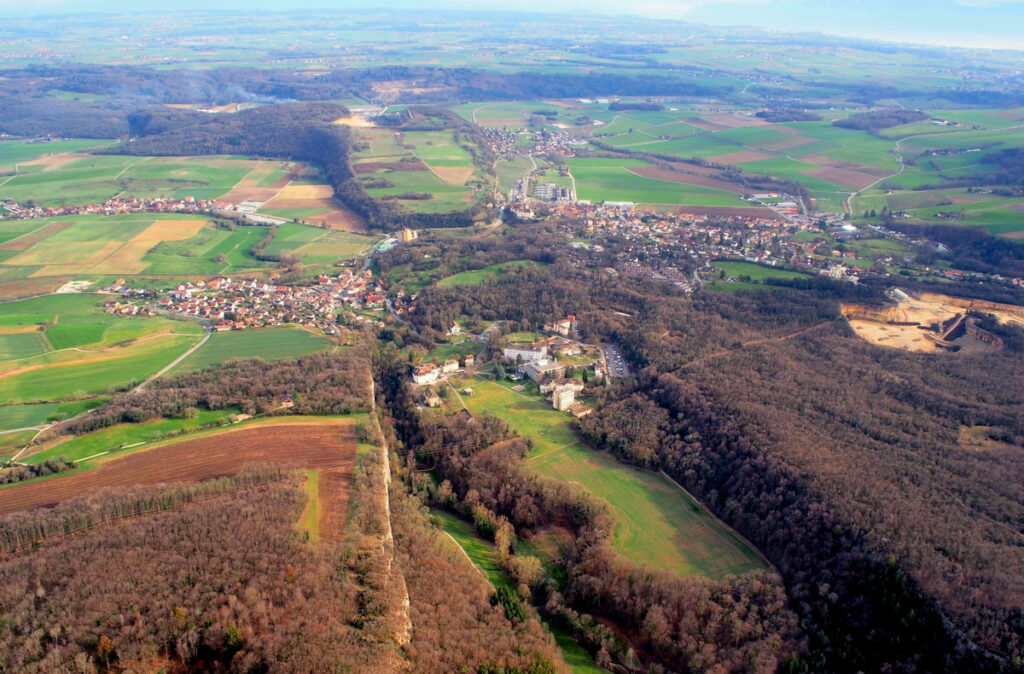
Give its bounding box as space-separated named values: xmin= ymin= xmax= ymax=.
xmin=104 ymin=266 xmax=390 ymax=333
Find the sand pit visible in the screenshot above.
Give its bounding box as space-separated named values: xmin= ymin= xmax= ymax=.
xmin=334 ymin=115 xmax=377 ymax=128
xmin=843 ymin=291 xmax=1023 ymax=352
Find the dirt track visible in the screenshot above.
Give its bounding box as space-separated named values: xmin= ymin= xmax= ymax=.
xmin=0 ymin=419 xmax=358 ymax=540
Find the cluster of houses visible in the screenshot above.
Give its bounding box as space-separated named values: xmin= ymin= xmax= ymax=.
xmin=411 ymin=354 xmax=476 ymax=385
xmin=106 ymin=268 xmax=388 ymax=332
xmin=0 ymin=196 xmax=218 ymax=220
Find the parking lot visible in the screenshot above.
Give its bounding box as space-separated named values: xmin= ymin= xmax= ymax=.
xmin=602 ymin=343 xmax=632 ymax=378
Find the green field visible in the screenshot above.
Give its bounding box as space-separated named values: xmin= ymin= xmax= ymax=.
xmin=0 ymin=155 xmax=263 ymax=206
xmin=299 ymin=469 xmax=320 ymax=543
xmin=426 ymin=339 xmax=481 ymax=363
xmin=437 ymin=260 xmax=542 ymax=288
xmin=712 ymin=261 xmax=811 ymax=282
xmin=264 ymin=223 xmax=376 ymax=263
xmin=352 ymin=127 xmax=484 ymax=214
xmin=24 ymin=408 xmax=235 ymax=465
xmin=0 ymin=333 xmax=201 ymax=404
xmin=0 ymin=399 xmax=105 ymax=432
xmin=452 ymin=377 xmax=767 ymax=579
xmin=174 ymin=326 xmax=331 ymax=372
xmin=496 ymin=156 xmax=533 ymax=196
xmin=0 ymin=139 xmax=111 ymax=170
xmin=568 ymin=158 xmax=749 ymax=207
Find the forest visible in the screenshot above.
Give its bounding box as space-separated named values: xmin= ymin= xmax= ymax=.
xmin=55 ymin=351 xmax=371 ymax=437
xmin=832 ymin=109 xmax=928 ymax=132
xmin=391 ymin=233 xmax=1024 ymax=671
xmin=375 ymin=352 xmax=803 ymax=673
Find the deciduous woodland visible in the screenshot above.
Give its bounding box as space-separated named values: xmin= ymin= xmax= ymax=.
xmin=392 ymin=250 xmax=1024 ymax=671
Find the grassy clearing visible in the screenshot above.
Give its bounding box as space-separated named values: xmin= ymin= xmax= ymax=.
xmin=436 ymin=260 xmax=543 ymax=288
xmin=496 ymin=156 xmax=532 ymax=195
xmin=427 ymin=339 xmax=481 ymax=363
xmin=299 ymin=469 xmax=320 ymax=543
xmin=174 ymin=326 xmax=331 ymax=373
xmin=453 ymin=377 xmax=767 ymax=579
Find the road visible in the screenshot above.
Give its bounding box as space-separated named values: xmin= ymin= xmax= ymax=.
xmin=138 ymin=320 xmax=212 ymax=390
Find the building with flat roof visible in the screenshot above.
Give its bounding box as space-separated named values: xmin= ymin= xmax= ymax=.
xmin=504 ymin=344 xmax=548 ymax=363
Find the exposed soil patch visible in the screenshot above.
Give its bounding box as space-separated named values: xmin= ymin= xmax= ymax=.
xmin=0 ymin=419 xmax=359 ymax=536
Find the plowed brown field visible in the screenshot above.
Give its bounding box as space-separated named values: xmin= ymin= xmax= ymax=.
xmin=0 ymin=419 xmax=358 ymax=540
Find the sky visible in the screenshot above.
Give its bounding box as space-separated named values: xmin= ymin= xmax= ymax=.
xmin=3 ymin=0 xmax=1022 ymax=51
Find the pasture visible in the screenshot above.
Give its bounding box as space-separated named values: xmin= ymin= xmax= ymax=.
xmin=452 ymin=377 xmax=767 ymax=579
xmin=173 ymin=326 xmax=331 ymax=373
xmin=263 ymin=223 xmax=376 ymax=263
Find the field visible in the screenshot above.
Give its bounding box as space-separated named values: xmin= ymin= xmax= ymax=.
xmin=712 ymin=261 xmax=810 ymax=282
xmin=0 ymin=418 xmax=359 ymax=530
xmin=0 ymin=399 xmax=104 ymax=432
xmin=0 ymin=155 xmax=272 ymax=206
xmin=436 ymin=260 xmax=543 ymax=287
xmin=0 ymin=139 xmax=112 ymax=171
xmin=0 ymin=215 xmax=282 ymax=280
xmin=452 ymin=377 xmax=767 ymax=579
xmin=258 ymin=182 xmax=368 ymax=232
xmin=568 ymin=157 xmax=752 ymax=208
xmin=0 ymin=293 xmax=203 ymax=405
xmin=350 ymin=127 xmax=484 ymax=214
xmin=263 ymin=222 xmax=376 ymax=263
xmin=174 ymin=326 xmax=332 ymax=372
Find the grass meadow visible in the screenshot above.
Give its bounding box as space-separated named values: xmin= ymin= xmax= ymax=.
xmin=452 ymin=377 xmax=767 ymax=580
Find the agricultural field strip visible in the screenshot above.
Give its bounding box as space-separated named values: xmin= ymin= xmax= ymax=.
xmin=0 ymin=417 xmax=359 ymax=517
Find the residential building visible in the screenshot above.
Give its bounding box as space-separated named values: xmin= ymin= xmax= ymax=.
xmin=441 ymin=359 xmax=459 ymax=374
